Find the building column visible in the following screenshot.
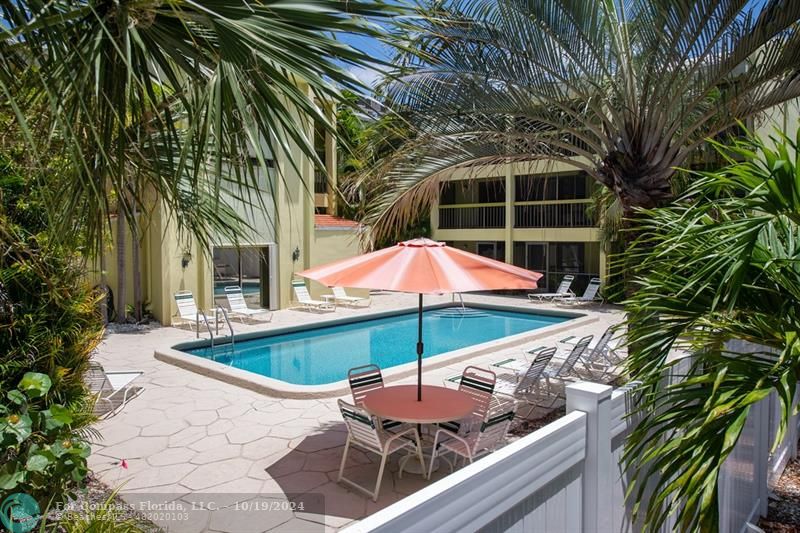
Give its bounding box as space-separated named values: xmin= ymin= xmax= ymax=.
xmin=504 ymin=165 xmax=514 ymax=263
xmin=325 ymin=104 xmax=337 ymax=216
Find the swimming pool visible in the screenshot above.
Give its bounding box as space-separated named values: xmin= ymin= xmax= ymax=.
xmin=181 ymin=307 xmax=570 ymax=386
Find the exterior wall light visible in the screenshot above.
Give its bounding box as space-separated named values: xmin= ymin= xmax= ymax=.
xmin=181 ymin=252 xmax=192 ymax=269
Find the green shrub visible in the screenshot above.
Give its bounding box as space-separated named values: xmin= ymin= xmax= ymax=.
xmin=56 ymin=489 xmax=146 ymax=533
xmin=0 ymin=372 xmax=91 ymax=508
xmin=0 ymin=156 xmax=104 ymax=509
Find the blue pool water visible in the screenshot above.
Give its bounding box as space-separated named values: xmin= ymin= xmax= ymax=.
xmin=213 ymin=281 xmax=260 ymax=296
xmin=184 ymin=307 xmax=569 ymax=385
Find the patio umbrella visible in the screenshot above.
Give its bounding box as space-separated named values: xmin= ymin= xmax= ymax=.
xmin=297 ymin=238 xmax=542 ymax=400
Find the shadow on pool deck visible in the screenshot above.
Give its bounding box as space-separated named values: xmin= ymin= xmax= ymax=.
xmin=258 ymin=422 xmax=448 ymax=522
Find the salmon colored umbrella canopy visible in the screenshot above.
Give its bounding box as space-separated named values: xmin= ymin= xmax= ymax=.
xmin=298 ymin=238 xmax=542 ymax=402
xmin=297 ymin=238 xmax=542 ymax=294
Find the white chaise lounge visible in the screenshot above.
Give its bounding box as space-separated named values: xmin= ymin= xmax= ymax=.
xmin=173 ymin=290 xmax=217 ymax=332
xmin=555 ymin=277 xmax=603 ymax=305
xmin=292 ymin=280 xmax=335 ymax=312
xmin=528 ymin=275 xmax=574 ymax=302
xmin=86 ymin=362 xmax=143 ymax=419
xmin=224 ymin=286 xmax=272 ymax=322
xmin=323 ymin=286 xmax=370 ymax=307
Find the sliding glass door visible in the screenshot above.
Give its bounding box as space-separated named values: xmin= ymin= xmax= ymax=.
xmin=212 ymin=246 xmax=274 ymax=309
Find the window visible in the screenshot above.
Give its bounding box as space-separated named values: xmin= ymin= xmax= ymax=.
xmin=515 ymin=173 xmax=589 ymax=202
xmin=439 ymin=179 xmax=504 ymax=204
xmin=478 ymin=179 xmax=505 ymax=203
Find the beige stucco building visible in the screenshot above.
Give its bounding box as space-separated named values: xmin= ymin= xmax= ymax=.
xmin=431 ymin=158 xmax=604 ymax=296
xmin=95 ymin=93 xmax=363 ymax=326
xmin=430 ymin=101 xmax=799 ymax=296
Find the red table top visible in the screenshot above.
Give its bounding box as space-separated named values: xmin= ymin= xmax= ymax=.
xmin=362 ymin=385 xmax=477 ymax=424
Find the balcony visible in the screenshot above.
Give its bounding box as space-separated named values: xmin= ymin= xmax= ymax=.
xmin=438 ymin=204 xmax=505 ymax=229
xmin=514 ymin=200 xmax=593 ymax=228
xmin=437 ymin=200 xmax=595 ymax=230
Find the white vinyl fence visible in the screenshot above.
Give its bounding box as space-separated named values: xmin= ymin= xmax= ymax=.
xmin=347 ymin=349 xmax=799 ymax=533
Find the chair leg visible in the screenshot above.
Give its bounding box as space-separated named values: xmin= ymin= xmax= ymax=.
xmin=337 ymin=438 xmax=351 ymax=482
xmin=373 ymin=453 xmax=388 ymax=502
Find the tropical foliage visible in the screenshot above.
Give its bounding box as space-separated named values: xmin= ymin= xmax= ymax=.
xmin=0 ymin=372 xmax=92 ymax=509
xmin=623 ymin=129 xmax=800 ymax=530
xmin=335 ymin=92 xmax=430 ymax=246
xmin=0 ymin=0 xmax=395 ymax=320
xmin=1 ymin=156 xmax=102 ymax=507
xmin=358 ymin=0 xmax=800 ymax=243
xmin=0 ymin=0 xmax=392 ymax=244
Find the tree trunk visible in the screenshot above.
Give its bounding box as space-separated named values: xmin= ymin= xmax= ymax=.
xmin=99 ymin=237 xmax=109 ymax=325
xmin=115 ymin=211 xmax=126 ymax=323
xmin=131 ymin=191 xmax=142 ymax=322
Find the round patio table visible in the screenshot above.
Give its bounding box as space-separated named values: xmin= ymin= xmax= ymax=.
xmin=363 ymin=385 xmax=476 ymax=475
xmin=363 ymin=384 xmax=476 ymax=424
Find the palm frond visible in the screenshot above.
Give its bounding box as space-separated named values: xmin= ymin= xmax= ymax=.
xmin=0 ymin=0 xmax=399 ymax=251
xmin=361 ymin=0 xmax=800 ymax=241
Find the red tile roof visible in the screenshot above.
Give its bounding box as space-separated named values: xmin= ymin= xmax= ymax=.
xmin=314 ymin=214 xmax=360 ymax=229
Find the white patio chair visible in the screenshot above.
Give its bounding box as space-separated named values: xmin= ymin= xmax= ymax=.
xmin=224 ymin=286 xmax=272 ymax=323
xmin=527 ymin=275 xmax=575 ymax=302
xmin=347 ymin=364 xmax=402 ymax=431
xmin=428 ymin=400 xmax=516 ymax=478
xmin=337 ymin=400 xmax=425 ymax=501
xmin=86 ymin=362 xmax=144 ymax=419
xmin=323 ymin=286 xmax=370 ymax=307
xmin=555 ymin=277 xmax=603 ymax=305
xmin=291 ymin=280 xmax=335 ymax=312
xmin=439 ymin=366 xmax=496 ymax=435
xmin=173 ymin=290 xmax=216 ymax=332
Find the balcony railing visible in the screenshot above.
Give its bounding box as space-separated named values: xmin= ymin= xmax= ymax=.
xmin=514 ymin=200 xmax=594 ymax=228
xmin=438 ymin=205 xmax=505 ymax=229
xmin=437 ymin=200 xmax=595 ymax=230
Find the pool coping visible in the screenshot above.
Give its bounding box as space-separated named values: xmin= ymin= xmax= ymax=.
xmin=154 ymin=302 xmax=596 ymax=399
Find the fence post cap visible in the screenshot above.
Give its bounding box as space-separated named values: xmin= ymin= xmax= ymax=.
xmin=566 ymin=381 xmax=613 ymax=400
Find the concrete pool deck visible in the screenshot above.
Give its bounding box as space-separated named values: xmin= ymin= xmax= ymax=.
xmin=89 ymin=293 xmax=624 ymax=532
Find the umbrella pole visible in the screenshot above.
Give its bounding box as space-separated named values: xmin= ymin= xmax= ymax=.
xmin=417 ymin=293 xmax=423 ymax=401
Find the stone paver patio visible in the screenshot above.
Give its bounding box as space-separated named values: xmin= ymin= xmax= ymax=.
xmin=90 ymin=293 xmax=623 ymax=532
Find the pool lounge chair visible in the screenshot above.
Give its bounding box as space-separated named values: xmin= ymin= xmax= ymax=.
xmin=337 ymin=400 xmax=425 ymax=501
xmin=571 ymin=333 xmax=622 ymax=383
xmin=560 ymin=326 xmax=625 ymax=366
xmin=494 ymin=348 xmax=557 ymax=419
xmin=174 ymin=290 xmax=217 ymax=332
xmin=324 ymin=286 xmax=370 ymax=307
xmin=528 ymin=337 xmax=595 ymax=410
xmin=555 ymin=277 xmax=603 ymax=306
xmin=527 ymin=275 xmax=575 ymax=303
xmin=224 ymin=286 xmax=272 ymax=323
xmin=86 ymin=362 xmax=143 ymax=419
xmin=291 ymin=280 xmax=335 ymax=312
xmin=428 ymin=400 xmax=516 ymax=478
xmin=492 ymin=334 xmax=594 ymax=377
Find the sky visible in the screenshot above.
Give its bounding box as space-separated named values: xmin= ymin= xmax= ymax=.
xmin=340 ymin=32 xmax=397 ymax=88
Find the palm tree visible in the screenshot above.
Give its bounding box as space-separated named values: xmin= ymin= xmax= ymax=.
xmin=623 ymin=129 xmax=800 ymax=530
xmin=359 ymin=0 xmax=800 ymax=243
xmin=0 ymin=0 xmax=395 ymax=320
